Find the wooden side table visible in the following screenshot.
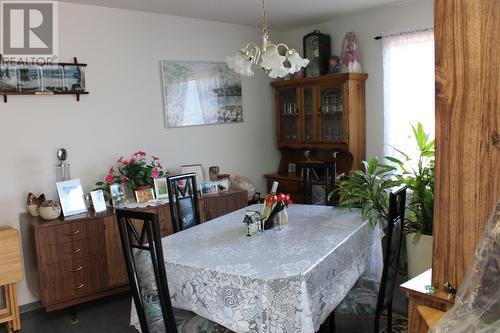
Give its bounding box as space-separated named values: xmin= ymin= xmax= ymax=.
xmin=0 ymin=227 xmax=24 ymax=333
xmin=400 ymin=269 xmax=454 ymax=333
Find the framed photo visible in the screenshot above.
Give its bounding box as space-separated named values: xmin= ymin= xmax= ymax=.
xmin=90 ymin=190 xmax=107 ymax=213
xmin=18 ymin=66 xmax=41 ymax=92
xmin=41 ymin=65 xmax=64 ymax=92
xmin=0 ymin=65 xmax=18 ymax=92
xmin=135 ymin=187 xmax=154 ymax=203
xmin=161 ymin=61 xmax=243 ymax=128
xmin=109 ymin=183 xmax=126 ymax=207
xmin=181 ymin=164 xmax=204 ymax=186
xmin=56 ymin=179 xmax=88 ymax=217
xmin=216 ymin=178 xmax=230 ymax=192
xmin=63 ymin=66 xmax=85 ymax=92
xmin=200 ymin=182 xmax=219 ymax=196
xmin=153 ymin=177 xmax=169 ymax=199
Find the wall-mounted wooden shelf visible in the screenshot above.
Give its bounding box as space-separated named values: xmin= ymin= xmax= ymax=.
xmin=0 ymin=57 xmax=88 ymax=103
xmin=2 ymin=91 xmax=89 ymax=103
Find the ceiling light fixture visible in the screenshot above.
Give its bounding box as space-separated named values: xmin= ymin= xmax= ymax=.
xmin=226 ymin=0 xmax=309 ymax=78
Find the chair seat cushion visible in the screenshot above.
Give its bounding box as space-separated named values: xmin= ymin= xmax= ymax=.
xmin=175 ymin=308 xmax=234 ymax=333
xmin=335 ymin=277 xmax=380 ymax=316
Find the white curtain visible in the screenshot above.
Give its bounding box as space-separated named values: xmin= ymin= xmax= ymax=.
xmin=383 ymin=29 xmax=435 ymax=159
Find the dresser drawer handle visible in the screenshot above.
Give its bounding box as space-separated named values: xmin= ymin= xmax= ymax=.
xmin=65 ymin=230 xmax=80 ymax=236
xmin=68 ymin=266 xmax=83 ymax=273
xmin=70 ymin=283 xmax=85 ymax=290
xmin=65 ymin=248 xmax=81 ymax=255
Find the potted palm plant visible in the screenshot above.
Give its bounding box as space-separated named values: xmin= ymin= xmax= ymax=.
xmin=385 ymin=123 xmax=434 ymax=278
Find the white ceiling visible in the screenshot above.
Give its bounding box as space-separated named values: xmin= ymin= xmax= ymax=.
xmin=58 ymin=0 xmax=404 ymax=31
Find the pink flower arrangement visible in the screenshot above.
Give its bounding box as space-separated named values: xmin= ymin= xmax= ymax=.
xmin=276 ymin=193 xmax=293 ymax=207
xmin=103 ymin=151 xmax=165 ymax=190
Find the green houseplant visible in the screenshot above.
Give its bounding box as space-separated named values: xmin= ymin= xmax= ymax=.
xmin=335 ymin=157 xmax=401 ymax=229
xmin=385 ymin=123 xmax=435 ymax=278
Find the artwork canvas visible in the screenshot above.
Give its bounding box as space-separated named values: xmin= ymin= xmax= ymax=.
xmin=161 ymin=61 xmax=243 ymax=128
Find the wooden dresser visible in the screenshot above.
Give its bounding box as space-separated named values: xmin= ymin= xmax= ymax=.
xmin=26 ymin=189 xmax=247 ymax=311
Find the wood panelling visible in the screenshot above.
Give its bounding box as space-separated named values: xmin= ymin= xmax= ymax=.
xmin=433 ymin=0 xmax=500 ymax=290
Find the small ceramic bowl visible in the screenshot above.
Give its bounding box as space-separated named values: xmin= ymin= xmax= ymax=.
xmin=27 ymin=204 xmax=39 ymax=217
xmin=39 ymin=201 xmax=62 ymax=220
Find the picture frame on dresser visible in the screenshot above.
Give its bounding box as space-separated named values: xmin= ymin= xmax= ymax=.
xmin=56 ymin=179 xmax=88 ymax=216
xmin=154 ymin=176 xmax=169 ymax=199
xmin=181 ymin=164 xmax=204 ymax=188
xmin=90 ymin=189 xmax=107 ymax=213
xmin=109 ymin=183 xmax=126 ymax=207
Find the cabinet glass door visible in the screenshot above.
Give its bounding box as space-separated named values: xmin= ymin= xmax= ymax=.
xmin=278 ymin=89 xmax=299 ymax=143
xmin=320 ymin=84 xmax=345 ymax=142
xmin=303 ymin=87 xmax=315 ymax=142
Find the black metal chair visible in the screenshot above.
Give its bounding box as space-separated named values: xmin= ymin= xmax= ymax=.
xmin=334 ymin=186 xmax=407 ymax=333
xmin=167 ymin=173 xmax=201 ymax=233
xmin=299 ymin=151 xmax=354 ymax=206
xmin=300 ymin=161 xmax=336 ymax=205
xmin=116 ymin=209 xmax=233 ymax=333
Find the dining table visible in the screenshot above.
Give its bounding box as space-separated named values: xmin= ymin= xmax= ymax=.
xmin=130 ymin=204 xmax=383 ymax=333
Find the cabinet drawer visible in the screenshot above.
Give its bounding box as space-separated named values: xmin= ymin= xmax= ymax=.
xmin=40 ymin=255 xmax=106 ymax=305
xmin=38 ymin=238 xmax=103 ymax=266
xmin=37 ymin=220 xmax=103 ymax=247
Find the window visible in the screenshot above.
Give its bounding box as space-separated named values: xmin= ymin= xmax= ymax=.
xmin=383 ymin=29 xmax=435 ymax=159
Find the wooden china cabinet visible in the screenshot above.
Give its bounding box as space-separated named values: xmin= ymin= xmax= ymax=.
xmin=265 ymin=73 xmax=368 ymax=202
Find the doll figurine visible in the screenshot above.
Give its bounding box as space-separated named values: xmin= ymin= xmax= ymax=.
xmin=328 ymin=56 xmax=341 ymax=74
xmin=341 ymin=32 xmax=362 ymax=73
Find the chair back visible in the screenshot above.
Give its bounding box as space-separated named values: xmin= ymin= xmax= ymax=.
xmin=116 ymin=209 xmax=177 ymax=333
xmin=167 ymin=173 xmax=201 ymax=233
xmin=300 ymin=161 xmax=336 ymax=205
xmin=376 ymin=186 xmax=407 ymax=315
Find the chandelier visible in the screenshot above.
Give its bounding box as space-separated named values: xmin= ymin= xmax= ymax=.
xmin=226 ymin=0 xmax=309 ymax=78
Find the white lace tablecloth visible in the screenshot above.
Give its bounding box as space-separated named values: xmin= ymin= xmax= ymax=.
xmin=130 ymin=204 xmax=383 ymax=333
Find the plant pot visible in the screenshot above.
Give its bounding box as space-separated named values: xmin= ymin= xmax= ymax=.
xmin=406 ymin=233 xmax=433 ymax=279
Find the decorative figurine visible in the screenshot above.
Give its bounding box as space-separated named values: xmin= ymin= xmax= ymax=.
xmin=341 ymin=32 xmax=362 ymax=73
xmin=56 ymin=148 xmax=70 ymax=181
xmin=328 ymin=56 xmax=341 ymax=74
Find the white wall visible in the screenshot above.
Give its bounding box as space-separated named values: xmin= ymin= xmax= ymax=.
xmin=282 ymin=0 xmax=434 ymax=160
xmin=1 ymin=2 xmax=280 ymax=306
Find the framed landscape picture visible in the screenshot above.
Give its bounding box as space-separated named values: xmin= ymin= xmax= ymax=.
xmin=161 ymin=61 xmax=243 ymax=128
xmin=154 ymin=177 xmax=169 ymax=199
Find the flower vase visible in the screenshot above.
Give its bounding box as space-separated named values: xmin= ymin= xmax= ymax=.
xmin=278 ymin=208 xmax=288 ymax=225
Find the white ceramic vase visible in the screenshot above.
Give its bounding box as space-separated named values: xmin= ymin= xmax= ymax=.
xmin=406 ymin=233 xmax=433 ymax=279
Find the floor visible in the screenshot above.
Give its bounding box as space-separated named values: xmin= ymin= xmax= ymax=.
xmin=1 ymin=292 xmax=137 ymax=333
xmin=2 ymin=275 xmax=408 ymax=333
